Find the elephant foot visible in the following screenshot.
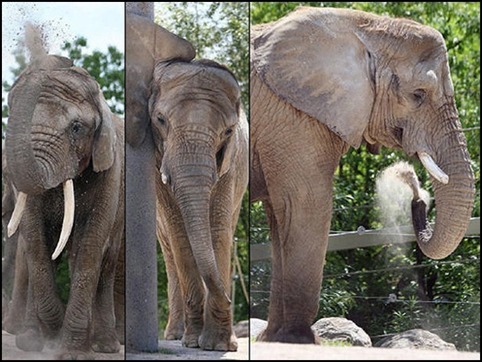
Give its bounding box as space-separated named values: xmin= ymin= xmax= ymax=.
xmin=3 ymin=302 xmax=25 ymax=334
xmin=116 ymin=324 xmax=125 ymax=345
xmin=181 ymin=320 xmax=203 ymax=348
xmin=16 ymin=328 xmax=45 ymax=352
xmin=182 ymin=332 xmax=200 ymax=348
xmin=56 ymin=350 xmax=94 ymax=360
xmin=3 ymin=315 xmax=22 ymax=335
xmin=257 ymin=324 xmax=316 ymax=344
xmin=164 ymin=320 xmax=184 ymax=340
xmin=92 ymin=330 xmax=121 ymax=353
xmin=92 ymin=337 xmax=121 ymax=353
xmin=199 ymin=329 xmax=238 ymax=351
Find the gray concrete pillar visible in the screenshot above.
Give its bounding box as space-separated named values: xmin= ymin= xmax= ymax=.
xmin=125 ymin=1 xmax=159 ymax=353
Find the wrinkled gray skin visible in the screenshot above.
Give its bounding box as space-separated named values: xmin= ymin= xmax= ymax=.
xmin=4 ymin=54 xmax=125 ymax=359
xmin=2 ymin=149 xmax=19 ymax=306
xmin=251 ymin=7 xmax=474 ymax=344
xmin=150 ymin=59 xmax=248 ymax=351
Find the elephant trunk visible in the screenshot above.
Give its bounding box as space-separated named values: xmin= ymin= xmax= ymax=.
xmin=412 ymin=108 xmax=475 ymax=259
xmin=6 ymin=73 xmax=49 ymax=195
xmin=6 ymin=73 xmax=75 ymax=259
xmin=169 ymin=143 xmax=230 ymax=304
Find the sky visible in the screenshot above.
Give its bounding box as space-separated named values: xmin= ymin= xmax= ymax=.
xmin=1 ymin=2 xmax=125 ymax=86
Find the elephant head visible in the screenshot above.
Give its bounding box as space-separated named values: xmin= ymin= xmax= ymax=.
xmin=252 ymin=7 xmax=474 ymax=259
xmin=125 ymin=11 xmax=195 ymax=146
xmin=5 ymin=53 xmax=117 ymax=260
xmin=149 ymin=59 xmax=243 ymax=302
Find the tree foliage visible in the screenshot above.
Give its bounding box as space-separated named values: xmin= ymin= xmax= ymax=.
xmin=154 ymin=2 xmax=250 ymax=331
xmin=250 ymin=2 xmax=480 ymax=351
xmin=156 ymin=2 xmax=249 ymax=112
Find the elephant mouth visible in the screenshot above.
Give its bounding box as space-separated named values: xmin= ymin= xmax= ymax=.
xmin=393 ymin=126 xmax=403 ymax=145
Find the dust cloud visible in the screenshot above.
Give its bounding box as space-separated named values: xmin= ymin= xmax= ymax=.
xmin=2 ymin=3 xmax=72 ymax=66
xmin=375 ymin=161 xmax=430 ymax=229
xmin=24 ymin=22 xmax=48 ymax=62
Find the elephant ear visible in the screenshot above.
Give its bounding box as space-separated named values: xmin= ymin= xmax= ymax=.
xmin=219 ymin=105 xmax=246 ymax=178
xmin=252 ymin=7 xmax=375 ymax=148
xmin=92 ymin=93 xmax=116 ymax=172
xmin=126 ymin=13 xmax=195 ymax=147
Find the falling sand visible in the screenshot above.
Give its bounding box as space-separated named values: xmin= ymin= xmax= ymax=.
xmin=375 ymin=161 xmax=431 ymax=229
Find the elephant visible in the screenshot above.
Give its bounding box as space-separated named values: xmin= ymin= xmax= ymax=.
xmin=2 ymin=147 xmax=18 ymax=306
xmin=4 ymin=32 xmax=125 ymax=359
xmin=250 ymin=7 xmax=475 ymax=344
xmin=125 ymin=2 xmax=196 ymax=351
xmin=150 ymin=59 xmax=248 ymax=351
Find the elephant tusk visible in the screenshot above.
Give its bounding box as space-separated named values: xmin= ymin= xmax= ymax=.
xmin=419 ymin=152 xmax=449 ymax=185
xmin=7 ymin=192 xmax=28 ymax=237
xmin=51 ymin=179 xmax=75 ymax=260
xmin=161 ymin=171 xmax=168 ymax=185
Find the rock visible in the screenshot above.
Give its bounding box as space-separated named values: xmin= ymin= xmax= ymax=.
xmin=311 ymin=317 xmax=372 ymax=347
xmin=234 ymin=320 xmax=249 ymax=338
xmin=250 ymin=318 xmax=268 ymax=338
xmin=374 ymin=329 xmax=456 ymax=350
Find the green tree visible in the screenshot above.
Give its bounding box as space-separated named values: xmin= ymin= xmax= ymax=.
xmin=61 ymin=37 xmax=125 ymax=115
xmin=156 ymin=2 xmax=249 ymax=111
xmin=250 ymin=2 xmax=480 ymax=351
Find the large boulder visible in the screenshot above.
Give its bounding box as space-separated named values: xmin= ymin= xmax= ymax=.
xmin=311 ymin=317 xmax=372 ymax=347
xmin=375 ymin=329 xmax=456 ymax=350
xmin=250 ymin=318 xmax=268 ymax=338
xmin=234 ymin=319 xmax=249 ymax=338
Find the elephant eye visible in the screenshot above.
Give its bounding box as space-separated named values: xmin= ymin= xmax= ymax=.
xmin=157 ymin=115 xmax=166 ymax=125
xmin=224 ymin=128 xmax=233 ymax=137
xmin=71 ymin=121 xmax=82 ymax=135
xmin=412 ymin=89 xmax=426 ymax=106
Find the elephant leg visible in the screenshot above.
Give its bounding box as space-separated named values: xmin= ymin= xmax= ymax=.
xmin=198 ymin=200 xmax=238 ymax=351
xmin=158 ymin=198 xmax=205 ymax=348
xmin=57 ymin=236 xmax=113 ymax=359
xmin=174 ymin=238 xmax=205 ymax=348
xmin=157 ymin=225 xmax=184 ymax=340
xmin=3 ymin=234 xmax=28 ymax=334
xmin=254 ymin=110 xmax=344 ymax=343
xmin=256 ymin=200 xmax=285 ymax=341
xmin=15 ymin=206 xmax=64 ymax=352
xmin=114 ymin=240 xmax=125 ymax=345
xmin=91 ymin=248 xmax=121 ymax=353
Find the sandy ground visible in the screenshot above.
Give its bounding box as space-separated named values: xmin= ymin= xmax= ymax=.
xmin=251 ymin=341 xmax=480 ymax=360
xmin=2 ymin=330 xmax=124 ymax=360
xmin=126 ymin=338 xmax=249 ymax=360
xmin=4 ymin=330 xmax=479 ymax=360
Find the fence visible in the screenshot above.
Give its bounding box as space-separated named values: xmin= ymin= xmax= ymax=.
xmin=250 ymin=217 xmax=480 ymax=349
xmin=251 ymin=217 xmax=480 ymax=261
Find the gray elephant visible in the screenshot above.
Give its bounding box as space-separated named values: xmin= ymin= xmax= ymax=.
xmin=150 ymin=59 xmax=248 ymax=351
xmin=251 ymin=7 xmax=475 ymax=343
xmin=4 ymin=35 xmax=125 ymax=358
xmin=1 ymin=148 xmax=27 ymax=328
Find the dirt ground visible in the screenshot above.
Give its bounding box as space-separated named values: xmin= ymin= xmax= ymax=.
xmin=126 ymin=338 xmax=249 ymax=360
xmin=4 ymin=330 xmax=480 ymax=360
xmin=2 ymin=330 xmax=125 ymax=360
xmin=250 ymin=341 xmax=480 ymax=360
